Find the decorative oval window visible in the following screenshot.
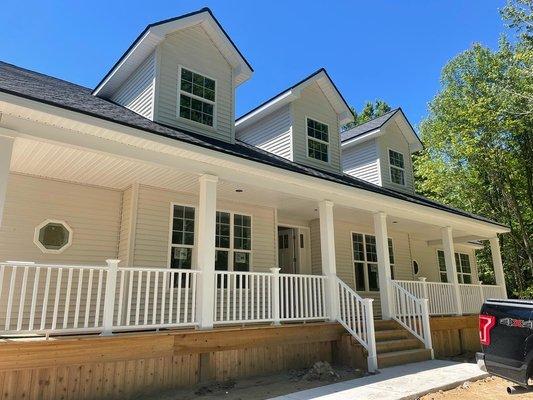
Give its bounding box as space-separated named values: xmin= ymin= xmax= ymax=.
xmin=34 ymin=219 xmax=73 ymax=254
xmin=412 ymin=260 xmax=420 ymax=276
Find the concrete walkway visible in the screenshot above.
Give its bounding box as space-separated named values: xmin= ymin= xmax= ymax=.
xmin=270 ymin=360 xmax=488 ymax=400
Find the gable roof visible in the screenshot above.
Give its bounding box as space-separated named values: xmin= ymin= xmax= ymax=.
xmin=0 ymin=60 xmax=506 ymax=230
xmin=341 ymin=108 xmax=423 ymax=152
xmin=235 ymin=68 xmax=354 ymax=129
xmin=93 ymin=7 xmax=253 ymax=98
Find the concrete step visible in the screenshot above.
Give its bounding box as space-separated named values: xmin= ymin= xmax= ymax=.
xmin=376 ymin=338 xmax=423 ymax=354
xmin=373 ymin=320 xmax=400 ymax=331
xmin=378 ymin=348 xmax=433 ymax=368
xmin=374 ymin=329 xmax=410 ymax=342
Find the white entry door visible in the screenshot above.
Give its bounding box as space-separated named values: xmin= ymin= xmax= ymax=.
xmin=278 ymin=228 xmax=296 ymax=274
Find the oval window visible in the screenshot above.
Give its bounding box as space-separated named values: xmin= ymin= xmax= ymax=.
xmin=34 ymin=220 xmax=73 ymax=254
xmin=412 ymin=260 xmax=420 ymax=276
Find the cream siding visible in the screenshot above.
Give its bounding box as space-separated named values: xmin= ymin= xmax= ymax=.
xmin=291 ymin=82 xmax=342 ymax=173
xmin=377 ymin=122 xmax=415 ymax=193
xmin=341 ymin=139 xmax=381 ymax=185
xmin=236 ymin=105 xmax=293 ymax=160
xmin=0 ymin=173 xmax=122 ymax=264
xmin=110 ymin=52 xmax=156 ymax=120
xmin=132 ymin=185 xmax=277 ymax=271
xmin=155 ymin=24 xmax=234 ymax=142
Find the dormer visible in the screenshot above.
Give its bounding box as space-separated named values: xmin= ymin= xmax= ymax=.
xmin=93 ymin=8 xmax=253 ymax=143
xmin=235 ymin=69 xmax=353 ymax=173
xmin=340 ymin=109 xmax=423 ymax=193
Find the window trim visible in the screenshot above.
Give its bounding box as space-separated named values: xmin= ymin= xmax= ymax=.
xmin=168 ymin=202 xmax=198 ymax=269
xmin=215 ymin=209 xmax=253 ymax=272
xmin=350 ymin=230 xmax=395 ymax=292
xmin=388 ymin=148 xmax=406 ymax=186
xmin=33 ymin=219 xmax=73 ymax=254
xmin=436 ymin=249 xmax=473 ymax=284
xmin=176 ymin=65 xmax=218 ymax=130
xmin=305 ymin=116 xmax=331 ymax=164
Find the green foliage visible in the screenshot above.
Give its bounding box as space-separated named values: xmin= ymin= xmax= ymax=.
xmin=414 ymin=1 xmax=533 ymax=297
xmin=342 ymin=100 xmax=391 ymax=131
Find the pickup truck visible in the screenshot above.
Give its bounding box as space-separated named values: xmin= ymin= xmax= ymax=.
xmin=477 ymin=299 xmax=533 ymax=393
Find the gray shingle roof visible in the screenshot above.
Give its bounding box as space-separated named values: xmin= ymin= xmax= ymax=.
xmin=0 ymin=61 xmax=506 ymax=228
xmin=340 ymin=109 xmax=400 ymax=143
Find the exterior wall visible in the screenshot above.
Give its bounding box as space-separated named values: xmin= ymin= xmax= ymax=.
xmin=235 ymin=104 xmax=293 ymax=160
xmin=117 ymin=185 xmax=138 ymax=266
xmin=376 ymin=122 xmax=415 ymax=193
xmin=292 ymin=82 xmax=342 ymax=173
xmin=132 ymin=185 xmax=277 ymax=272
xmin=110 ymin=52 xmax=156 ymax=120
xmin=0 ymin=173 xmax=122 ymax=264
xmin=155 ymin=24 xmax=234 ymax=142
xmin=341 ymin=139 xmax=381 ymax=185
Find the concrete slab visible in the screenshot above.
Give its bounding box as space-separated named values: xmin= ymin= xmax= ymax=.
xmin=270 ymin=360 xmax=488 ymax=400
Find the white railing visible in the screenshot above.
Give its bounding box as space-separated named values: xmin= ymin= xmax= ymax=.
xmin=336 ymin=278 xmax=377 ymax=372
xmin=391 ymin=280 xmax=433 ymax=353
xmin=114 ymin=267 xmax=199 ymax=330
xmin=394 ymin=279 xmax=503 ymax=316
xmin=213 ymin=270 xmax=273 ymax=324
xmin=279 ymin=273 xmax=327 ymax=321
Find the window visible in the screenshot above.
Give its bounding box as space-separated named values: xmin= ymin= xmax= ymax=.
xmin=351 ymin=233 xmax=395 ymax=292
xmin=412 ymin=260 xmax=420 ymax=276
xmin=437 ymin=250 xmax=472 ymax=283
xmin=215 ymin=211 xmax=252 ymax=273
xmin=389 ymin=149 xmax=405 ymax=185
xmin=170 ymin=205 xmax=195 ymax=280
xmin=178 ymin=67 xmax=215 ymax=127
xmin=34 ymin=220 xmax=73 ymax=254
xmin=307 ymin=118 xmax=329 ymax=162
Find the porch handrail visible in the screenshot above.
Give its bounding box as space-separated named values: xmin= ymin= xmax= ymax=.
xmin=336 ymin=277 xmax=377 ymax=372
xmin=390 ymin=280 xmax=433 ymax=356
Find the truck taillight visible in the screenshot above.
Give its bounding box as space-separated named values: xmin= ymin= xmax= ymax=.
xmin=479 ymin=314 xmax=496 ymax=346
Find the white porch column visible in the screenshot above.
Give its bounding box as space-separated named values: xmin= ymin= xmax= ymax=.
xmin=0 ymin=135 xmax=14 ymax=227
xmin=441 ymin=226 xmax=462 ymax=315
xmin=196 ymin=174 xmax=218 ymax=329
xmin=489 ymin=236 xmax=508 ymax=299
xmin=318 ymin=200 xmax=339 ymax=321
xmin=373 ymin=212 xmax=393 ymax=319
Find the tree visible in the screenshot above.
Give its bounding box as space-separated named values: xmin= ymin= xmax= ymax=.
xmin=342 ymin=100 xmax=391 ymax=131
xmin=414 ymin=1 xmax=533 ymax=297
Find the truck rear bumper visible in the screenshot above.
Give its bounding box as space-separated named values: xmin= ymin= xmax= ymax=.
xmin=476 ymin=352 xmax=487 ymax=372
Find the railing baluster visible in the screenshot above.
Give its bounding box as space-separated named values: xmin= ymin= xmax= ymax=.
xmin=161 ymin=272 xmax=167 ymax=324
xmin=191 ymin=272 xmax=197 ymax=324
xmin=51 ymin=268 xmax=62 ymax=331
xmin=137 ymin=270 xmax=143 ymax=326
xmin=73 ymin=269 xmax=84 ymax=328
xmin=152 ymin=271 xmax=159 ymax=325
xmin=5 ymin=266 xmax=17 ymax=330
xmin=85 ymin=269 xmax=94 ymax=328
xmin=40 ymin=267 xmax=51 ymax=330
xmin=176 ymin=272 xmax=182 ymax=324
xmin=126 ymin=270 xmax=133 ymax=326
xmin=63 ymin=268 xmax=73 ymax=329
xmin=169 ymin=272 xmax=175 ymax=324
xmin=29 ymin=267 xmax=40 ymax=331
xmin=17 ymin=266 xmax=29 ymax=331
xmin=95 ymin=269 xmax=103 ymax=327
xmin=116 ymin=269 xmax=124 ymax=326
xmin=183 ymin=272 xmax=190 ymax=324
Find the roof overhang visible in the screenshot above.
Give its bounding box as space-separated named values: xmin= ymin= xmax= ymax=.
xmin=236 ymin=69 xmax=353 ymax=130
xmin=341 ymin=109 xmax=423 ymax=153
xmin=93 ymin=8 xmax=253 ymax=98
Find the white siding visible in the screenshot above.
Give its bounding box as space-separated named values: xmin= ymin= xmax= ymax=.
xmin=292 ymin=82 xmax=342 ymax=173
xmin=236 ymin=105 xmax=293 ymax=160
xmin=341 ymin=139 xmax=381 ymax=185
xmin=110 ymin=52 xmax=156 ymax=119
xmin=0 ymin=174 xmax=122 ymax=264
xmin=377 ymin=122 xmax=415 ymax=193
xmin=117 ymin=186 xmax=133 ymax=266
xmin=155 ymin=24 xmax=234 ymax=142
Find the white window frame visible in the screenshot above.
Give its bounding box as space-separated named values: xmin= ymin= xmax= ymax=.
xmin=436 ymin=250 xmax=473 ymax=284
xmin=305 ymin=116 xmax=331 ymax=164
xmin=350 ymin=231 xmax=395 ymax=292
xmin=176 ymin=65 xmax=217 ymax=130
xmin=388 ymin=148 xmax=406 ymax=186
xmin=33 ymin=219 xmax=73 ymax=254
xmin=215 ymin=209 xmax=253 ymax=272
xmin=168 ymin=202 xmax=198 ymax=269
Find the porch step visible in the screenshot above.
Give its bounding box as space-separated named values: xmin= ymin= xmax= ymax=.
xmin=377 ymin=348 xmax=433 ymax=368
xmin=373 ymin=319 xmax=401 ymax=331
xmin=374 ymin=329 xmax=410 ymax=342
xmin=376 ymin=338 xmax=423 ymax=354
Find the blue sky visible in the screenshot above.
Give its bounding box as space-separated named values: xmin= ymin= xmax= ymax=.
xmin=0 ymin=0 xmax=508 ymax=128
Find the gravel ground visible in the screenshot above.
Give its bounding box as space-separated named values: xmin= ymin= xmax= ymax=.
xmin=420 ymin=376 xmax=532 ymax=399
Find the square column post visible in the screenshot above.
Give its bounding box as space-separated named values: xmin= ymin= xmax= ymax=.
xmin=489 ymin=236 xmax=508 ymax=299
xmin=441 ymin=226 xmax=462 ymax=315
xmin=318 ymin=200 xmax=338 ymax=321
xmin=373 ymin=212 xmax=393 ymax=319
xmin=196 ymin=174 xmax=218 ymax=329
xmin=0 ymin=135 xmax=14 ymax=227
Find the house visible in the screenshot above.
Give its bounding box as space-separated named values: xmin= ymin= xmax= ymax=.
xmin=0 ymin=7 xmax=508 ymax=399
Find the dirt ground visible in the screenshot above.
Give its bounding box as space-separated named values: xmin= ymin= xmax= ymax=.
xmin=420 ymin=376 xmax=532 ymax=400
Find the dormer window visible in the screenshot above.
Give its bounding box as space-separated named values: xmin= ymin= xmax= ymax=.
xmin=178 ymin=67 xmax=216 ymax=127
xmin=388 ymin=149 xmax=405 ymax=185
xmin=307 ymin=118 xmax=329 ymax=163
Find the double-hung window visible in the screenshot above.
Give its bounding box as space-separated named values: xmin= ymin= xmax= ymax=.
xmin=178 ymin=67 xmax=216 ymax=127
xmin=352 ymin=233 xmax=395 ymax=292
xmin=388 ymin=149 xmax=405 ymax=185
xmin=170 ymin=205 xmax=195 ymax=287
xmin=437 ymin=250 xmax=472 ymax=284
xmin=307 ymin=118 xmax=329 ymax=162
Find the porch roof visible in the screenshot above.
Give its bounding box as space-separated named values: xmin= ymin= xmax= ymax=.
xmin=0 ymin=61 xmax=507 ymax=230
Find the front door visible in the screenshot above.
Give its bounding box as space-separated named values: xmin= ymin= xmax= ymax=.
xmin=278 ymin=227 xmax=297 ymax=274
